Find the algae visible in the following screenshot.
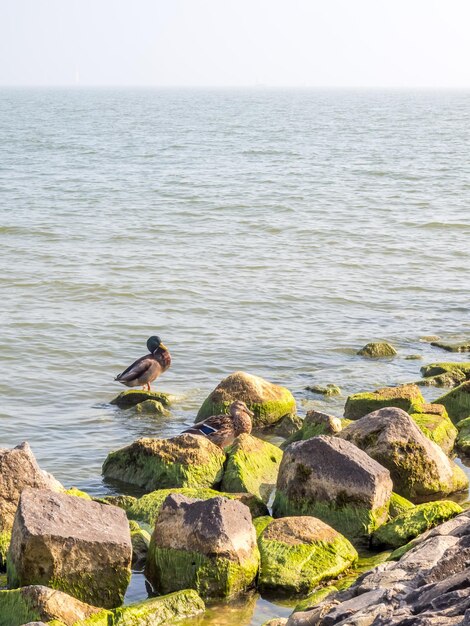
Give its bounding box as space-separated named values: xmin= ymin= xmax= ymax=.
xmin=357 ymin=342 xmax=397 ymax=358
xmin=344 ymin=384 xmax=424 ymax=420
xmin=435 ymin=381 xmax=470 ymax=424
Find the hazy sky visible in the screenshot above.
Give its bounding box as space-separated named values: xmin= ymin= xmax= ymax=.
xmin=2 ymin=0 xmax=470 ymax=87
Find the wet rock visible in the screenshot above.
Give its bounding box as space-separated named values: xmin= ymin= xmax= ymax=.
xmin=456 ymin=417 xmax=470 ymax=455
xmin=434 ymin=381 xmax=470 ymax=424
xmin=196 ymin=371 xmax=296 ymax=428
xmin=357 ymin=342 xmax=397 ymax=358
xmin=257 ymin=516 xmax=357 ymax=595
xmin=272 ymin=436 xmax=393 ymax=542
xmin=371 ymin=500 xmax=463 ymax=549
xmin=409 ymin=404 xmax=458 ymax=454
xmin=110 ymin=389 xmax=172 ymax=409
xmin=134 ymin=399 xmax=170 ymax=416
xmin=102 ymin=434 xmax=225 ymax=491
xmin=344 ymin=384 xmax=424 ymax=420
xmin=421 ymin=362 xmax=470 ymax=379
xmin=339 ymin=407 xmax=468 ymax=501
xmin=0 ymin=442 xmax=63 ymax=534
xmin=416 ymin=371 xmax=467 ymax=388
xmin=305 ymin=384 xmax=341 ymax=396
xmin=282 ymin=410 xmax=343 ymax=449
xmin=431 ymin=340 xmax=470 ymax=353
xmin=220 ymin=434 xmax=283 ymax=503
xmin=405 ymin=354 xmax=423 ymax=360
xmin=129 ymin=520 xmax=150 ymax=569
xmin=7 ymin=488 xmax=131 ymax=608
xmin=145 ymin=494 xmax=259 ymax=599
xmin=266 ymin=413 xmax=303 ymax=438
xmin=389 ymin=492 xmax=414 ymax=519
xmin=112 ymin=589 xmax=205 ymax=625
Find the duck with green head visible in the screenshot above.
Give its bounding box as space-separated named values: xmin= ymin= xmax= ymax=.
xmin=115 ymin=336 xmax=171 ymax=391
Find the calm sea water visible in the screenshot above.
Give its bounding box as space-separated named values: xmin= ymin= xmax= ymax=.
xmin=1 ymin=88 xmax=470 ymax=622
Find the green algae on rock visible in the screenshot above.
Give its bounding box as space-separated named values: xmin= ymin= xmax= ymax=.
xmin=110 ymin=389 xmax=172 ymax=409
xmin=273 ymin=436 xmax=393 ymax=542
xmin=220 ymin=434 xmax=283 ymax=503
xmin=134 ymin=399 xmax=170 ymax=416
xmin=126 ymin=487 xmax=268 ymax=526
xmin=455 ymin=416 xmax=470 ymax=455
xmin=64 ymin=487 xmax=92 ymax=500
xmin=409 ymin=408 xmax=457 ymax=454
xmin=128 ymin=520 xmax=150 ymax=569
xmin=434 ymin=380 xmax=470 ymax=424
xmin=102 ymin=434 xmax=225 ymax=491
xmin=257 ymin=516 xmax=357 ymax=596
xmin=388 ymin=492 xmax=414 ymax=519
xmin=420 ymin=361 xmax=470 ymax=378
xmin=371 ymin=500 xmax=463 ymax=549
xmin=357 ymin=342 xmax=397 ymax=358
xmin=110 ymin=589 xmax=205 ymax=626
xmin=281 ymin=410 xmax=342 ymax=449
xmin=0 ymin=530 xmax=10 ymax=570
xmin=145 ymin=494 xmax=260 ymax=599
xmin=343 ymin=384 xmax=424 ymax=420
xmin=416 ymin=370 xmax=467 ymax=388
xmin=305 ymin=384 xmax=341 ymax=396
xmin=196 ymin=371 xmax=296 ymax=428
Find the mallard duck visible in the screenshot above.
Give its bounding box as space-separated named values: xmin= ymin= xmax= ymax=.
xmin=115 ymin=336 xmax=171 ymax=391
xmin=182 ymin=400 xmax=254 ymax=448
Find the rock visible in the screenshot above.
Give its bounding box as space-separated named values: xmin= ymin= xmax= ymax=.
xmin=266 ymin=413 xmax=303 ymax=438
xmin=420 ymin=335 xmax=441 ymax=342
xmin=111 ymin=589 xmax=205 ymax=625
xmin=409 ymin=405 xmax=458 ymax=454
xmin=257 ymin=516 xmax=357 ymax=595
xmin=97 ymin=494 xmax=137 ymax=510
xmin=64 ymin=487 xmax=92 ymax=499
xmin=102 ymin=434 xmax=225 ymax=491
xmin=272 ymin=436 xmax=393 ymax=542
xmin=7 ymin=488 xmax=132 ymax=608
xmin=129 ymin=520 xmax=150 ymax=569
xmin=405 ymin=355 xmax=422 ymax=360
xmin=416 ymin=371 xmax=467 ymax=388
xmin=0 ymin=442 xmax=63 ymax=534
xmin=339 ymin=407 xmax=468 ymax=501
xmin=126 ymin=487 xmax=268 ymax=526
xmin=344 ymin=384 xmax=424 ymax=420
xmin=110 ymin=389 xmax=172 ymax=409
xmin=357 ymin=342 xmax=398 ymax=358
xmin=456 ymin=417 xmax=470 ymax=455
xmin=262 ymin=620 xmax=288 ymax=626
xmin=305 ymin=384 xmax=341 ymax=396
xmin=145 ymin=494 xmax=259 ymax=599
xmin=281 ymin=411 xmax=343 ymax=449
xmin=134 ymin=399 xmax=170 ymax=416
xmin=421 ymin=362 xmax=470 ymax=379
xmin=0 ymin=585 xmax=103 ymax=626
xmin=0 ymin=530 xmax=11 ymax=570
xmin=196 ymin=371 xmax=296 ymax=428
xmin=371 ymin=501 xmax=463 ymax=549
xmin=431 ymin=340 xmax=470 ymax=353
xmin=389 ymin=492 xmax=414 ymax=519
xmin=220 ymin=434 xmax=283 ymax=503
xmin=434 ymin=381 xmax=470 ymax=424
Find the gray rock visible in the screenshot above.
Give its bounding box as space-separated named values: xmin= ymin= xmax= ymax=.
xmin=7 ymin=488 xmax=131 ymax=608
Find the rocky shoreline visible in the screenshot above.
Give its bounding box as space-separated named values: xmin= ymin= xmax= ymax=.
xmin=1 ymin=350 xmax=470 ymax=626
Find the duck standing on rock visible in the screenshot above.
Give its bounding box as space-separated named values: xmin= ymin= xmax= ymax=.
xmin=115 ymin=336 xmax=171 ymax=391
xmin=182 ymin=400 xmax=254 ymax=448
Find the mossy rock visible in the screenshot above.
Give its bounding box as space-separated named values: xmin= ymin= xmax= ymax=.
xmin=456 ymin=416 xmax=470 ymax=455
xmin=371 ymin=500 xmax=463 ymax=549
xmin=409 ymin=410 xmax=458 ymax=454
xmin=102 ymin=434 xmax=225 ymax=491
xmin=220 ymin=434 xmax=283 ymax=503
xmin=305 ymin=384 xmax=341 ymax=396
xmin=196 ymin=371 xmax=296 ymax=428
xmin=0 ymin=531 xmax=10 ymax=571
xmin=134 ymin=400 xmax=170 ymax=416
xmin=416 ymin=371 xmax=467 ymax=388
xmin=388 ymin=492 xmax=414 ymax=519
xmin=127 ymin=487 xmax=268 ymax=526
xmin=294 ymin=586 xmax=339 ymax=612
xmin=357 ymin=342 xmax=397 ymax=358
xmin=344 ymin=384 xmax=424 ymax=420
xmin=129 ymin=520 xmax=151 ymax=569
xmin=282 ymin=411 xmax=342 ymax=449
xmin=110 ymin=389 xmax=172 ymax=409
xmin=110 ymin=589 xmax=205 ymax=625
xmin=64 ymin=487 xmax=92 ymax=500
xmin=420 ymin=362 xmax=470 ymax=378
xmin=265 ymin=413 xmax=303 ymax=438
xmin=434 ymin=381 xmax=470 ymax=424
xmin=257 ymin=516 xmax=357 ymax=596
xmin=430 ymin=340 xmax=470 ymax=353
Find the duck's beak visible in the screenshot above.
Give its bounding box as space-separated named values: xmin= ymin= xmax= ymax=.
xmin=159 ymin=343 xmax=168 ymax=351
xmin=246 ymin=407 xmax=254 ymax=417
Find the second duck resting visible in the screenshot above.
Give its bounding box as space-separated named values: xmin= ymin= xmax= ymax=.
xmin=183 ymin=400 xmax=254 ymax=448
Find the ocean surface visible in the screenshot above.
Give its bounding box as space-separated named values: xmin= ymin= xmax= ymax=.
xmin=1 ymin=87 xmax=470 ymax=623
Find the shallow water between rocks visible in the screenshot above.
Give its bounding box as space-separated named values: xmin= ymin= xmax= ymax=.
xmin=1 ymin=87 xmax=470 ymax=623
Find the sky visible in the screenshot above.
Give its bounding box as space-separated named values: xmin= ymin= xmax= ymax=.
xmin=1 ymin=0 xmax=470 ymax=88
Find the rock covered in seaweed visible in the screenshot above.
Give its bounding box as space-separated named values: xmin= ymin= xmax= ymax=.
xmin=110 ymin=389 xmax=172 ymax=409
xmin=455 ymin=416 xmax=470 ymax=455
xmin=257 ymin=516 xmax=357 ymax=595
xmin=196 ymin=371 xmax=296 ymax=428
xmin=434 ymin=380 xmax=470 ymax=424
xmin=220 ymin=434 xmax=283 ymax=503
xmin=339 ymin=407 xmax=468 ymax=501
xmin=430 ymin=339 xmax=470 ymax=352
xmin=409 ymin=403 xmax=457 ymax=454
xmin=7 ymin=488 xmax=132 ymax=609
xmin=357 ymin=342 xmax=397 ymax=358
xmin=281 ymin=410 xmax=343 ymax=449
xmin=102 ymin=434 xmax=225 ymax=491
xmin=145 ymin=494 xmax=260 ymax=599
xmin=272 ymin=436 xmax=393 ymax=542
xmin=344 ymin=384 xmax=424 ymax=420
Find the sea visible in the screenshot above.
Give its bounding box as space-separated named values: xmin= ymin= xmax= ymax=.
xmin=1 ymin=87 xmax=470 ymax=624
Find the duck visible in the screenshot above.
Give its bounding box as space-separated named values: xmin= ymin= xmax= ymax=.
xmin=115 ymin=336 xmax=171 ymax=391
xmin=182 ymin=400 xmax=254 ymax=448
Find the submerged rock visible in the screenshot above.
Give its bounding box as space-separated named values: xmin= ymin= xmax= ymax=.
xmin=257 ymin=516 xmax=357 ymax=595
xmin=357 ymin=342 xmax=397 ymax=358
xmin=273 ymin=436 xmax=393 ymax=542
xmin=102 ymin=434 xmax=225 ymax=491
xmin=305 ymin=384 xmax=341 ymax=396
xmin=339 ymin=407 xmax=468 ymax=501
xmin=421 ymin=361 xmax=470 ymax=379
xmin=371 ymin=500 xmax=463 ymax=549
xmin=7 ymin=488 xmax=132 ymax=609
xmin=220 ymin=434 xmax=283 ymax=503
xmin=344 ymin=384 xmax=424 ymax=420
xmin=430 ymin=339 xmax=470 ymax=352
xmin=134 ymin=399 xmax=170 ymax=416
xmin=196 ymin=371 xmax=296 ymax=428
xmin=434 ymin=380 xmax=470 ymax=424
xmin=110 ymin=389 xmax=172 ymax=409
xmin=145 ymin=494 xmax=259 ymax=599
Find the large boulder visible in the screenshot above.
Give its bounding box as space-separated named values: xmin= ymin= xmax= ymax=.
xmin=145 ymin=494 xmax=260 ymax=599
xmin=272 ymin=436 xmax=393 ymax=542
xmin=257 ymin=516 xmax=357 ymax=595
xmin=196 ymin=371 xmax=296 ymax=428
xmin=434 ymin=380 xmax=470 ymax=424
xmin=7 ymin=488 xmax=132 ymax=608
xmin=220 ymin=434 xmax=283 ymax=503
xmin=102 ymin=434 xmax=225 ymax=491
xmin=344 ymin=384 xmax=424 ymax=420
xmin=339 ymin=407 xmax=469 ymax=501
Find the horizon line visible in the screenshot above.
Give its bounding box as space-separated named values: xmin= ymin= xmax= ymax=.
xmin=2 ymin=84 xmax=470 ymax=90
